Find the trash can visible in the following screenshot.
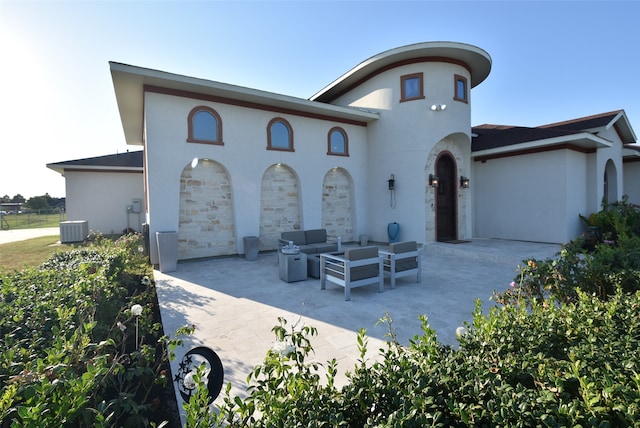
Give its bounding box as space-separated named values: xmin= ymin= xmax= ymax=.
xmin=156 ymin=231 xmax=178 ymax=273
xmin=359 ymin=234 xmax=369 ymax=246
xmin=243 ymin=236 xmax=259 ymax=261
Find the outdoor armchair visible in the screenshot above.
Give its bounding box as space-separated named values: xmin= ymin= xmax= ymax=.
xmin=320 ymin=246 xmax=383 ymax=301
xmin=379 ymin=241 xmax=422 ymax=289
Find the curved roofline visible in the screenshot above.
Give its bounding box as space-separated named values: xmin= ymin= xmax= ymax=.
xmin=310 ymin=41 xmax=492 ymax=103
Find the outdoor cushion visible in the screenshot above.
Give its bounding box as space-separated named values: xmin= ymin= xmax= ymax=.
xmin=309 ymin=243 xmax=337 ymax=253
xmin=387 ymin=241 xmax=418 ymax=272
xmin=344 ymin=246 xmax=380 ymax=280
xmin=305 ymin=229 xmax=327 ymax=244
xmin=345 ymin=246 xmax=378 ymax=260
xmin=388 ymin=241 xmax=417 ymax=254
xmin=281 ymin=230 xmax=306 ymax=246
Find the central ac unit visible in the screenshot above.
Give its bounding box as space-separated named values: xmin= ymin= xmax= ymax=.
xmin=60 ymin=221 xmax=89 ymax=243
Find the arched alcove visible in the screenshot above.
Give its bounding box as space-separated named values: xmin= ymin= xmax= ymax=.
xmin=178 ymin=159 xmax=236 ymax=259
xmin=259 ymin=164 xmax=301 ymax=250
xmin=321 ymin=167 xmax=354 ymax=242
xmin=604 ymin=159 xmax=618 ymax=204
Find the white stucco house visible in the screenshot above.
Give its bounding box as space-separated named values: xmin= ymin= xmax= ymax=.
xmin=472 ymin=110 xmax=638 ymax=243
xmin=47 ymin=151 xmax=145 ymax=235
xmin=52 ymin=41 xmax=639 ymax=264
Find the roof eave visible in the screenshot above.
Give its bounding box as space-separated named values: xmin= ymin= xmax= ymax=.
xmin=607 ymin=110 xmax=637 ymax=144
xmin=110 ymin=62 xmax=379 ymax=146
xmin=472 ymin=133 xmax=611 ymax=157
xmin=46 ymin=164 xmax=142 ymax=174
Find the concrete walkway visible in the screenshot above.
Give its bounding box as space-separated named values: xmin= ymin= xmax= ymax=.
xmin=0 ymin=227 xmax=59 ymax=245
xmin=153 ymin=239 xmax=562 ymax=410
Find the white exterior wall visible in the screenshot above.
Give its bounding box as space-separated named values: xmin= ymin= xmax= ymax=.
xmin=565 ymin=150 xmax=590 ymax=240
xmin=623 ymin=160 xmax=640 ymax=204
xmin=144 ymin=92 xmax=369 ymax=263
xmin=331 ymin=62 xmax=472 ymax=243
xmin=65 ymin=170 xmax=145 ymax=235
xmin=473 ymin=149 xmax=588 ymax=244
xmin=596 ymin=126 xmax=625 ymax=206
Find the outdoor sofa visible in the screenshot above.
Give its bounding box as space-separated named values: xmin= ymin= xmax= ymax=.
xmin=279 ymin=228 xmax=341 ymax=254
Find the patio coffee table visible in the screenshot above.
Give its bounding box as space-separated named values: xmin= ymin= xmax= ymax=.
xmin=307 ymin=251 xmax=344 ymax=279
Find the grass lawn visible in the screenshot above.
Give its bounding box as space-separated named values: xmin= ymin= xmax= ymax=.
xmin=0 ymin=235 xmax=76 ymax=272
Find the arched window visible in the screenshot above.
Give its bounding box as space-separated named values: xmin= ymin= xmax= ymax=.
xmin=187 ymin=106 xmax=223 ymax=145
xmin=267 ymin=118 xmax=293 ymax=151
xmin=327 ymin=127 xmax=349 ymax=156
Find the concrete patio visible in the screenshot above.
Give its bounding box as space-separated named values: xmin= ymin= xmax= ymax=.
xmin=153 ymin=238 xmax=561 ymax=408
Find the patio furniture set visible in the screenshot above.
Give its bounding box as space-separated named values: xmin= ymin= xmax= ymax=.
xmin=278 ymin=229 xmax=423 ymax=300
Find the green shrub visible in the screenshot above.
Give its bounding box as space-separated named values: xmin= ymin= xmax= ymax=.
xmin=580 ymin=196 xmax=640 ymax=244
xmin=0 ymin=233 xmax=180 ymax=427
xmin=183 ymin=291 xmax=640 ymax=427
xmin=496 ymin=199 xmax=640 ymax=307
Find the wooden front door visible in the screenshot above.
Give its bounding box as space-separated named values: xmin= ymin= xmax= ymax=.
xmin=436 ymin=154 xmax=457 ymax=241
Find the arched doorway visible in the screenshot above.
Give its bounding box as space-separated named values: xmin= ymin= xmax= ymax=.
xmin=435 ymin=153 xmax=457 ymax=241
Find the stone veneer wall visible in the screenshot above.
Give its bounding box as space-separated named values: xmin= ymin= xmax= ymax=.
xmin=321 ymin=168 xmax=354 ymax=242
xmin=259 ymin=164 xmax=301 ymax=251
xmin=178 ymin=159 xmax=236 ymax=259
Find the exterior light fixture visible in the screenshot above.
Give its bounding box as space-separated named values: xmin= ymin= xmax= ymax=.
xmin=429 ymin=174 xmax=439 ymax=188
xmin=460 ymin=176 xmax=470 ymax=188
xmin=430 ymin=104 xmax=447 ymax=111
xmin=191 ymin=157 xmax=199 ymax=168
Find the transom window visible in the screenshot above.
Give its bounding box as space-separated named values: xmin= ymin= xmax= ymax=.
xmin=267 ymin=117 xmax=294 ymax=151
xmin=328 ymin=127 xmax=349 ymax=156
xmin=400 ymin=72 xmax=424 ymax=102
xmin=187 ymin=106 xmax=223 ymax=145
xmin=454 ymin=74 xmax=468 ymax=103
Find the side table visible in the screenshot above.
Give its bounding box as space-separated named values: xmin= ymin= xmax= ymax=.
xmin=278 ymin=251 xmax=307 ymax=282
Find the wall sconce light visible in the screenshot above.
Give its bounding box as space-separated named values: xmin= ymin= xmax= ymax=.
xmin=430 ymin=104 xmax=447 ymax=111
xmin=429 ymin=174 xmax=439 ymax=188
xmin=460 ymin=176 xmax=470 ymax=188
xmin=191 ymin=157 xmax=199 ymax=168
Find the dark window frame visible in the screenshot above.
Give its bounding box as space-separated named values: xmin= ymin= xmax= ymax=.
xmin=267 ymin=117 xmax=294 ymax=152
xmin=327 ymin=127 xmax=349 ymax=157
xmin=454 ymin=74 xmax=468 ymax=103
xmin=187 ymin=106 xmax=223 ymax=145
xmin=400 ymin=72 xmax=425 ymax=102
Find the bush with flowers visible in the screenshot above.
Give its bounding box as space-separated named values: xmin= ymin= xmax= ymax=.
xmin=495 ymin=198 xmax=640 ymax=307
xmin=0 ymin=233 xmax=184 ymax=427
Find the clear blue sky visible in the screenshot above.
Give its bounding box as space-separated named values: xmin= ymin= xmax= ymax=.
xmin=1 ymin=0 xmax=638 ymax=199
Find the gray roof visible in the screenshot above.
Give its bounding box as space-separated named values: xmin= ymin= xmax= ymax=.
xmin=472 ymin=110 xmax=636 ymax=155
xmin=47 ymin=151 xmax=143 ymax=175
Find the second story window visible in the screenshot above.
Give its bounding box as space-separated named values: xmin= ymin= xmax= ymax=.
xmin=187 ymin=106 xmax=223 ymax=145
xmin=400 ymin=72 xmax=424 ymax=102
xmin=328 ymin=127 xmax=349 ymax=156
xmin=267 ymin=118 xmax=294 ymax=151
xmin=454 ymin=75 xmax=468 ymax=103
